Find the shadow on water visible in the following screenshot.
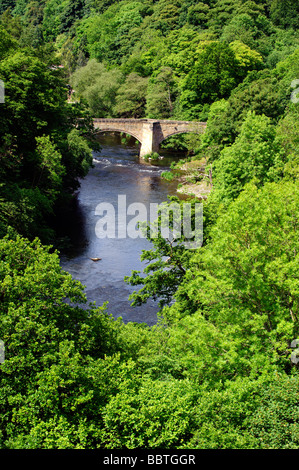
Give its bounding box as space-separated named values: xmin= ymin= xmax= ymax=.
xmin=55 ymin=193 xmax=89 ymax=259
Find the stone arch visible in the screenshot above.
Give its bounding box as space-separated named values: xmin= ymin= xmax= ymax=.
xmin=95 ymin=128 xmax=142 ymax=145
xmin=158 ymin=130 xmax=200 ymax=146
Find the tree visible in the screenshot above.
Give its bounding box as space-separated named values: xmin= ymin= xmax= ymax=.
xmin=59 ymin=0 xmax=85 ymax=34
xmin=66 ymin=128 xmax=93 ymax=178
xmin=114 ymin=72 xmax=148 ymax=118
xmin=246 ymin=373 xmax=299 ymax=449
xmin=198 ymin=98 xmax=233 ymax=162
xmin=269 ymin=0 xmax=299 ymax=29
xmin=212 ymin=111 xmax=281 ymax=202
xmin=75 ymin=2 xmax=145 ymax=65
xmin=0 ymin=8 xmax=22 ymax=38
xmin=34 ymin=135 xmax=65 ymax=203
xmin=161 ymin=27 xmax=214 ymax=77
xmin=70 ymin=59 xmax=123 ymax=117
xmin=200 ymin=54 xmax=293 ymax=151
xmin=0 ymin=50 xmax=66 ymax=151
xmin=221 ymin=13 xmax=259 ymax=49
xmin=229 ymin=40 xmax=264 ymax=75
xmin=125 ymin=197 xmax=198 ymax=310
xmin=179 ymin=42 xmax=240 ymax=118
xmin=273 ymin=105 xmax=299 ymax=182
xmin=42 ymin=0 xmax=65 ymax=41
xmin=0 ymin=0 xmax=17 ymax=15
xmin=187 ymin=2 xmax=210 ymax=28
xmin=206 ymin=0 xmax=243 ymax=32
xmin=100 ymin=376 xmax=198 ymax=448
xmin=146 ymin=66 xmax=177 ymax=119
xmin=0 ymin=234 xmax=126 ymax=448
xmin=0 ymin=40 xmax=94 ymax=242
xmin=148 ymin=0 xmax=181 ymax=35
xmin=0 ymin=27 xmax=17 ymax=59
xmin=174 ymin=180 xmax=299 ymax=361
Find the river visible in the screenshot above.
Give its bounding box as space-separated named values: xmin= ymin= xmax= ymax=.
xmin=59 ymin=134 xmax=185 ymax=326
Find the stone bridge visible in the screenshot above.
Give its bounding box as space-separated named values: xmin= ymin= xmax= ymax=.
xmin=93 ymin=118 xmax=207 ymax=158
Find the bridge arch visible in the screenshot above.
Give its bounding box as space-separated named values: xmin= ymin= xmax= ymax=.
xmin=158 ymin=130 xmax=200 ymax=146
xmin=95 ymin=128 xmax=142 ymax=145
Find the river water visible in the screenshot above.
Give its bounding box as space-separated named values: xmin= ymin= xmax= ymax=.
xmin=59 ymin=134 xmax=184 ymax=326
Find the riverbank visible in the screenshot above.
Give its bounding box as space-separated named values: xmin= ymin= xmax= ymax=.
xmin=177 ymin=180 xmax=212 ymax=199
xmin=165 ymin=157 xmax=213 ymax=200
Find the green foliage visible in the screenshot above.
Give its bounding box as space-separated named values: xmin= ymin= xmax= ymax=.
xmin=114 ymin=72 xmax=148 ymax=118
xmin=0 ymin=29 xmax=94 ymax=242
xmin=220 ymin=11 xmax=273 ymax=53
xmin=161 ymin=171 xmax=174 ymax=182
xmin=66 ymin=128 xmax=93 ymax=177
xmin=187 ymin=2 xmax=210 ymax=28
xmin=0 ymin=234 xmax=128 ymax=448
xmin=0 ymin=27 xmax=18 ymax=59
xmin=229 ymin=40 xmax=264 ymax=72
xmin=269 ymin=0 xmax=299 ymax=30
xmin=35 ymin=135 xmax=65 ymax=202
xmin=125 ymin=197 xmax=198 ymax=310
xmin=142 ymin=152 xmax=160 ymax=162
xmin=0 ymin=8 xmax=22 ymax=39
xmin=198 ymin=98 xmax=232 ymax=160
xmin=0 ymin=0 xmax=299 ymax=451
xmin=179 ymin=42 xmax=241 ymax=118
xmin=197 ymin=47 xmax=299 ymax=164
xmin=176 ymin=181 xmax=299 ymax=349
xmin=100 ymin=376 xmax=198 ymax=448
xmin=70 ymin=59 xmax=123 ymax=117
xmin=212 ymin=111 xmax=281 ymax=202
xmin=0 ymin=0 xmax=17 ymax=15
xmin=146 ymin=66 xmax=177 ymax=119
xmin=274 ymin=105 xmax=299 ymax=181
xmin=0 ymin=50 xmax=65 ymax=147
xmin=74 ymin=1 xmax=146 ymax=65
xmin=161 ymin=27 xmax=212 ymax=76
xmin=34 ymin=0 xmax=297 ymax=123
xmin=246 ymin=373 xmax=299 ymax=449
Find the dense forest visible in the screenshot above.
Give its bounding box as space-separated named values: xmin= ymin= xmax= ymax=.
xmin=0 ymin=0 xmax=298 ymax=449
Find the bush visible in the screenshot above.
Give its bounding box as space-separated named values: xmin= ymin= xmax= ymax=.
xmin=143 ymin=152 xmax=160 ymax=161
xmin=161 ymin=171 xmax=174 ymax=181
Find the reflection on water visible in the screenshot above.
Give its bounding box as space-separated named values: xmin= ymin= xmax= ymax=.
xmin=59 ymin=134 xmax=185 ymax=325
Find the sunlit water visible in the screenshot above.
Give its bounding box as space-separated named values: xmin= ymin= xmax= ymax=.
xmin=59 ymin=134 xmax=184 ymax=325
